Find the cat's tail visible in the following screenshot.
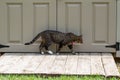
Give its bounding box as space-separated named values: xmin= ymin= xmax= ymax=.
xmin=24 ymin=33 xmax=41 ymax=45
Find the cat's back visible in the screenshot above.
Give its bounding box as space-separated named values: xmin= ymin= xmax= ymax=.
xmin=41 ymin=30 xmax=63 ymax=35
xmin=40 ymin=30 xmax=64 ymax=38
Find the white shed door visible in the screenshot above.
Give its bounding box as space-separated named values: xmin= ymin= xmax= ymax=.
xmin=0 ymin=0 xmax=56 ymax=52
xmin=0 ymin=0 xmax=116 ymax=52
xmin=57 ymin=0 xmax=116 ymax=52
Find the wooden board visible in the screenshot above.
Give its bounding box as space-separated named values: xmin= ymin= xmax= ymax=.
xmin=35 ymin=55 xmax=56 ymax=74
xmin=50 ymin=55 xmax=67 ymax=74
xmin=77 ymin=53 xmax=91 ymax=75
xmin=5 ymin=53 xmax=34 ymax=73
xmin=0 ymin=53 xmax=119 ymax=77
xmin=91 ymin=53 xmax=105 ymax=75
xmin=65 ymin=55 xmax=78 ymax=74
xmin=22 ymin=54 xmax=45 ymax=73
xmin=102 ymin=53 xmax=120 ymax=77
xmin=0 ymin=53 xmax=23 ymax=73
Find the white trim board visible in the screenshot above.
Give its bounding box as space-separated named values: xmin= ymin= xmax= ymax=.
xmin=117 ymin=0 xmax=120 ymax=57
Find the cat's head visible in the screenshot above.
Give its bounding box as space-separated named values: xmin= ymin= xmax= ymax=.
xmin=67 ymin=33 xmax=83 ymax=43
xmin=76 ymin=35 xmax=83 ymax=43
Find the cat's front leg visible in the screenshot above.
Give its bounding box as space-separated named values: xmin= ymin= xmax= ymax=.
xmin=72 ymin=51 xmax=79 ymax=55
xmin=67 ymin=44 xmax=73 ymax=53
xmin=56 ymin=43 xmax=63 ymax=55
xmin=67 ymin=44 xmax=78 ymax=55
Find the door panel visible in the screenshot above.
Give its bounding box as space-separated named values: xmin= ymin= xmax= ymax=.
xmin=57 ymin=0 xmax=83 ymax=52
xmin=57 ymin=0 xmax=82 ymax=35
xmin=93 ymin=3 xmax=108 ymax=43
xmin=66 ymin=3 xmax=81 ymax=35
xmin=33 ymin=3 xmax=49 ymax=35
xmin=0 ymin=0 xmax=56 ymax=52
xmin=8 ymin=3 xmax=23 ymax=43
xmin=57 ymin=0 xmax=116 ymax=52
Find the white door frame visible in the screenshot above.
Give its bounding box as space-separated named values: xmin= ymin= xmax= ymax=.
xmin=117 ymin=0 xmax=120 ymax=57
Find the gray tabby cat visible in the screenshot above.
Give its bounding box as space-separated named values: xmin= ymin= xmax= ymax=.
xmin=25 ymin=30 xmax=83 ymax=54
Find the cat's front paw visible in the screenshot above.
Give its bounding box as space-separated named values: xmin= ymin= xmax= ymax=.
xmin=47 ymin=50 xmax=53 ymax=55
xmin=75 ymin=52 xmax=79 ymax=55
xmin=72 ymin=51 xmax=78 ymax=55
xmin=56 ymin=53 xmax=59 ymax=55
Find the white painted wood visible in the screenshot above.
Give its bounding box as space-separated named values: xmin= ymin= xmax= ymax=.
xmin=50 ymin=55 xmax=67 ymax=74
xmin=0 ymin=0 xmax=116 ymax=53
xmin=8 ymin=4 xmax=22 ymax=42
xmin=117 ymin=0 xmax=120 ymax=57
xmin=102 ymin=53 xmax=120 ymax=77
xmin=35 ymin=55 xmax=56 ymax=74
xmin=93 ymin=4 xmax=108 ymax=42
xmin=57 ymin=0 xmax=82 ymax=52
xmin=72 ymin=0 xmax=116 ymax=52
xmin=58 ymin=1 xmax=82 ymax=35
xmin=77 ymin=53 xmax=91 ymax=75
xmin=0 ymin=0 xmax=56 ymax=52
xmin=65 ymin=55 xmax=78 ymax=74
xmin=91 ymin=53 xmax=105 ymax=75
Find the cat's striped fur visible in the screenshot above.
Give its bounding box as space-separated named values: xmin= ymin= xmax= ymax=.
xmin=25 ymin=30 xmax=83 ymax=54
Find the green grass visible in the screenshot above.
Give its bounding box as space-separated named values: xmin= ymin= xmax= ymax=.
xmin=0 ymin=75 xmax=119 ymax=80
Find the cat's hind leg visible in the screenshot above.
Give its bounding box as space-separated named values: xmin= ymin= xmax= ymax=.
xmin=39 ymin=42 xmax=45 ymax=54
xmin=45 ymin=46 xmax=53 ymax=55
xmin=44 ymin=43 xmax=53 ymax=55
